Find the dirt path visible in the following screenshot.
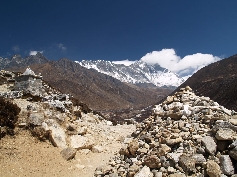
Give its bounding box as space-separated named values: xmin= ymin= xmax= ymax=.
xmin=0 ymin=124 xmax=135 ymax=177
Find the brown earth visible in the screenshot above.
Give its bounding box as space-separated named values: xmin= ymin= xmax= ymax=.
xmin=0 ymin=123 xmax=135 ymax=177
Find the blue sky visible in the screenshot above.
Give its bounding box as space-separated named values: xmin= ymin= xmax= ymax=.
xmin=0 ymin=1 xmax=236 ymax=75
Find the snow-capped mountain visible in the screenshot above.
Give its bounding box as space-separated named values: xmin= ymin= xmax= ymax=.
xmin=75 ymin=60 xmax=186 ymax=87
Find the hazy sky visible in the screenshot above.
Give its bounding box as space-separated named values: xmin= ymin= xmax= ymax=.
xmin=1 ymin=1 xmax=236 ymax=75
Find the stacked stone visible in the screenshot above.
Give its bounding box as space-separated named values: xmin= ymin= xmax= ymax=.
xmin=94 ymin=86 xmax=237 ymax=177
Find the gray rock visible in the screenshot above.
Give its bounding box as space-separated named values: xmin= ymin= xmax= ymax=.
xmin=60 ymin=147 xmax=77 ymax=160
xmin=201 ymin=136 xmax=217 ymax=155
xmin=192 ymin=154 xmax=206 ymax=165
xmin=220 ymin=155 xmax=235 ymax=175
xmin=212 ymin=121 xmax=237 ymax=134
xmin=229 ymin=146 xmax=237 ymax=160
xmin=48 ymin=121 xmax=67 ymax=148
xmin=28 ymin=112 xmax=44 ymax=126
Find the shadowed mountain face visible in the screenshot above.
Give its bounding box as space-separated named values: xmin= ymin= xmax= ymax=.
xmin=178 ymin=54 xmax=237 ymax=110
xmin=3 ymin=55 xmax=171 ymax=110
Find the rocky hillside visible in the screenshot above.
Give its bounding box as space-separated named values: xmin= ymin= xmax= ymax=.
xmin=177 ymin=54 xmax=237 ymax=111
xmin=95 ymin=86 xmax=237 ymax=176
xmin=0 ymin=69 xmax=136 ymax=177
xmin=4 ymin=56 xmax=171 ymax=111
xmin=77 ymin=60 xmax=185 ymax=88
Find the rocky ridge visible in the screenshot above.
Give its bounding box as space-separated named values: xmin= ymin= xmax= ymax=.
xmin=177 ymin=54 xmax=237 ymax=110
xmin=94 ymin=86 xmax=237 ymax=176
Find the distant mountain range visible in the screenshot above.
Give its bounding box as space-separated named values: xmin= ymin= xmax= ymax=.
xmin=76 ymin=60 xmax=186 ymax=88
xmin=0 ymin=53 xmax=48 ymax=68
xmin=1 ymin=53 xmax=186 ymax=88
xmin=1 ymin=52 xmax=236 ymax=111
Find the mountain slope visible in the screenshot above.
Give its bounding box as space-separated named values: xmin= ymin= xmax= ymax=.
xmin=3 ymin=57 xmax=171 ymax=110
xmin=76 ymin=60 xmax=185 ymax=87
xmin=177 ymin=54 xmax=237 ymax=110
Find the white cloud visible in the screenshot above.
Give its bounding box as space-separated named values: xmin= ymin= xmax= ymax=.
xmin=141 ymin=49 xmax=221 ymax=76
xmin=112 ymin=59 xmax=136 ymax=66
xmin=12 ymin=45 xmax=20 ymax=52
xmin=29 ymin=50 xmax=43 ymax=56
xmin=58 ymin=43 xmax=67 ymax=52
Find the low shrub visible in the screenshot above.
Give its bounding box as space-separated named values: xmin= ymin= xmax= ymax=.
xmin=0 ymin=97 xmax=21 ymax=137
xmin=71 ymin=98 xmax=92 ymax=114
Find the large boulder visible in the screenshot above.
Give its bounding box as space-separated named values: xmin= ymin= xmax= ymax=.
xmin=47 ymin=120 xmax=67 ymax=148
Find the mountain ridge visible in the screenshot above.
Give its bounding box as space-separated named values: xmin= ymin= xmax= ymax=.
xmin=174 ymin=54 xmax=237 ymax=110
xmin=76 ymin=59 xmax=186 ymax=88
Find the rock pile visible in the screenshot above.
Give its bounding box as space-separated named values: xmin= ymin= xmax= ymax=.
xmin=94 ymin=86 xmax=237 ymax=177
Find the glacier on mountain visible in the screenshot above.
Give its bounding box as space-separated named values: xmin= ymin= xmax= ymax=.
xmin=75 ymin=60 xmax=186 ymax=87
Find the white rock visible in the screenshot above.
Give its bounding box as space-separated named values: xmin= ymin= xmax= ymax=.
xmin=134 ymin=166 xmax=152 ymax=177
xmin=106 ymin=121 xmax=113 ymax=126
xmin=70 ymin=135 xmax=94 ymax=149
xmin=48 ymin=122 xmax=67 ymax=149
xmin=92 ymin=145 xmax=104 ymax=153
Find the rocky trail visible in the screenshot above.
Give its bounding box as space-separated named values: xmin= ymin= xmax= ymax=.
xmin=1 ymin=123 xmax=135 ymax=177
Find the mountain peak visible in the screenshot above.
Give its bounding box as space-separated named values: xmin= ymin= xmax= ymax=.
xmin=77 ymin=59 xmax=186 ymax=88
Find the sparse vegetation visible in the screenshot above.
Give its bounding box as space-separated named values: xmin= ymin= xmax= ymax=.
xmin=0 ymin=76 xmax=7 ymax=85
xmin=30 ymin=126 xmax=50 ymax=141
xmin=74 ymin=110 xmax=82 ymax=118
xmin=21 ymin=92 xmax=42 ymax=102
xmin=0 ymin=97 xmax=21 ymax=137
xmin=71 ymin=97 xmax=92 ymax=114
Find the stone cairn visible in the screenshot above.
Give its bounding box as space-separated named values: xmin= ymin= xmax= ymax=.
xmin=94 ymin=86 xmax=237 ymax=177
